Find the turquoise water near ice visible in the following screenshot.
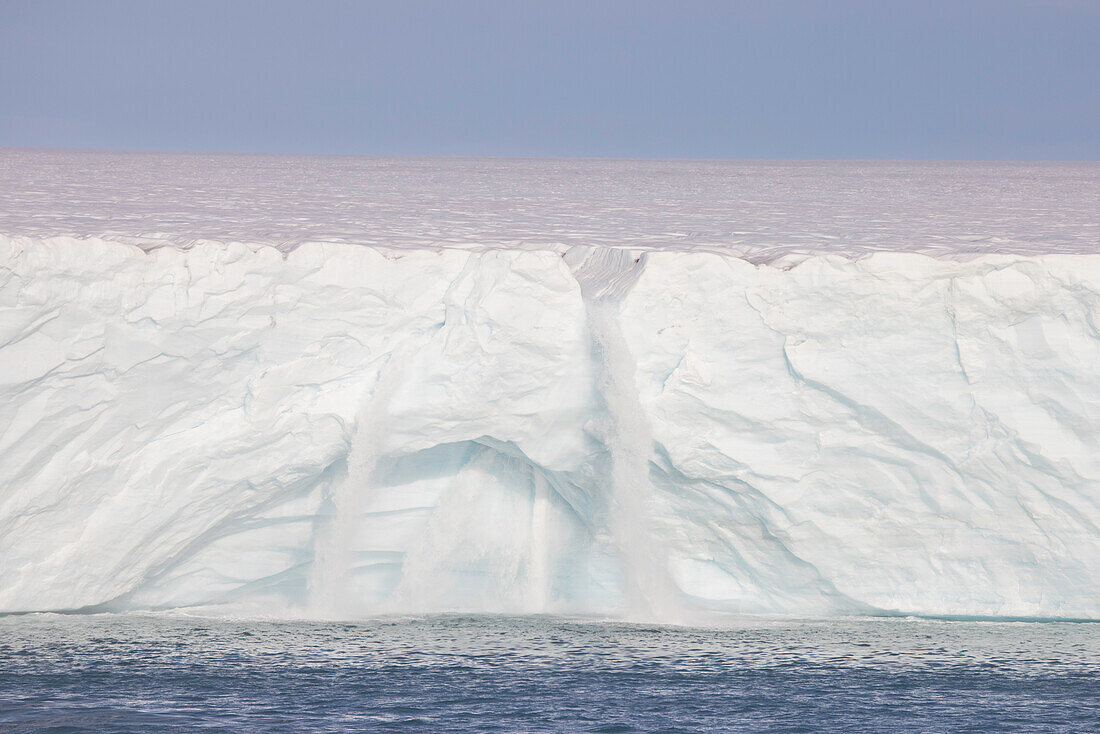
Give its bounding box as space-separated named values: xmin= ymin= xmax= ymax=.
xmin=1 ymin=614 xmax=1096 ymax=732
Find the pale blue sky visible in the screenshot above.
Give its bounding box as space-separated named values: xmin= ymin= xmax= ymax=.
xmin=1 ymin=0 xmax=1097 ymax=159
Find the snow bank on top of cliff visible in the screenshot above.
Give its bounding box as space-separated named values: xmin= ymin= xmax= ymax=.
xmin=2 ymin=150 xmax=1097 ymax=263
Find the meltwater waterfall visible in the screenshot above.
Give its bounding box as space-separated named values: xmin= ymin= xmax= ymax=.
xmin=526 ymin=469 xmax=553 ymax=612
xmin=566 ymin=247 xmax=682 ymax=620
xmin=309 ymin=350 xmax=406 ymax=617
xmin=309 ymin=248 xmax=681 ymax=619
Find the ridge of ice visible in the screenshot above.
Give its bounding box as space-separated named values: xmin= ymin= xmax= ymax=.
xmin=1 ymin=233 xmax=1098 ymax=620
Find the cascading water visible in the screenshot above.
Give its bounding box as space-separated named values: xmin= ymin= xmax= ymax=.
xmin=309 ymin=249 xmax=680 ymax=620
xmin=308 ymin=351 xmax=406 ymax=617
xmin=566 ymin=246 xmax=682 ymax=621
xmin=526 ymin=469 xmax=552 ymax=612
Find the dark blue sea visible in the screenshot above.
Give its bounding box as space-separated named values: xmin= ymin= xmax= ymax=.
xmin=0 ymin=613 xmax=1096 ymax=732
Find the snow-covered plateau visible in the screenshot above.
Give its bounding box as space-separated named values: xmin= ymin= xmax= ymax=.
xmin=1 ymin=152 xmax=1098 ymax=620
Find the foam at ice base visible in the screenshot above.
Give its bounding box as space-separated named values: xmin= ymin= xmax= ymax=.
xmin=1 ymin=233 xmax=1097 ymax=620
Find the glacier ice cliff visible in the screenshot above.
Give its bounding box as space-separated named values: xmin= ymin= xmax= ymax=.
xmin=1 ymin=235 xmax=1098 ymax=620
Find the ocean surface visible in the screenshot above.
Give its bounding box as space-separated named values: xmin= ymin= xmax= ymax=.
xmin=1 ymin=614 xmax=1096 ymax=732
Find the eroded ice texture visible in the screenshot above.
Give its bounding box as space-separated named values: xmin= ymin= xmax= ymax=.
xmin=0 ymin=152 xmax=1098 ymax=619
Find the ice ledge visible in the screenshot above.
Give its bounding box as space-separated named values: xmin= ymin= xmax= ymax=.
xmin=7 ymin=232 xmax=1100 ymax=270
xmin=1 ymin=234 xmax=1098 ymax=620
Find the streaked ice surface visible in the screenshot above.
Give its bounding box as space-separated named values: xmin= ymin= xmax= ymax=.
xmin=1 ymin=150 xmax=1099 ymax=621
xmin=1 ymin=149 xmax=1097 ymax=260
xmin=0 ymin=613 xmax=1096 ymax=732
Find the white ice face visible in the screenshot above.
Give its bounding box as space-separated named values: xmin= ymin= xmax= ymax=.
xmin=0 ymin=153 xmax=1098 ymax=620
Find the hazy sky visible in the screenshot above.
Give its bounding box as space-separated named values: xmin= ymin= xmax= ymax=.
xmin=2 ymin=0 xmax=1098 ymax=159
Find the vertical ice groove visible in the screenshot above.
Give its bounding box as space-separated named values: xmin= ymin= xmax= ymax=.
xmin=566 ymin=245 xmax=682 ymax=621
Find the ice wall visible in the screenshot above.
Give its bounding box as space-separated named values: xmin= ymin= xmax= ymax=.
xmin=1 ymin=236 xmax=1098 ymax=620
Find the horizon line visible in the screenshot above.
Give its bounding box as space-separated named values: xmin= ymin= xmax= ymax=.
xmin=3 ymin=145 xmax=1097 ymax=165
